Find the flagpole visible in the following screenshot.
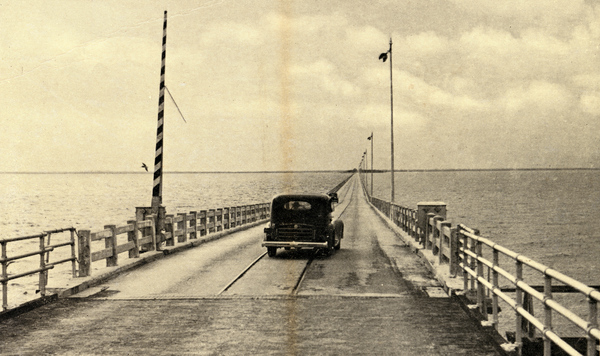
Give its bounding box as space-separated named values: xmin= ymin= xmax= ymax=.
xmin=370 ymin=132 xmax=373 ymax=201
xmin=389 ymin=38 xmax=395 ymax=203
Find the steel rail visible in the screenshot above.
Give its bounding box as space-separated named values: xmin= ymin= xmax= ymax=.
xmin=217 ymin=252 xmax=267 ymax=295
xmin=291 ymin=252 xmax=316 ymax=295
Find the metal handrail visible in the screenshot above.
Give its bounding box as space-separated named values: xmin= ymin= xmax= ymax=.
xmin=457 ymin=224 xmax=599 ymax=356
xmin=368 ymin=192 xmax=599 ymax=356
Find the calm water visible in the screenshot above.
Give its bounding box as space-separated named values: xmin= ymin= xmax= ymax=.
xmin=369 ymin=170 xmax=600 ymax=286
xmin=0 ymin=172 xmax=350 ymax=237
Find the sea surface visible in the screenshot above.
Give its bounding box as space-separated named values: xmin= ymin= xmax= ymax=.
xmin=368 ymin=169 xmax=600 ymax=287
xmin=0 ymin=172 xmax=350 ymax=237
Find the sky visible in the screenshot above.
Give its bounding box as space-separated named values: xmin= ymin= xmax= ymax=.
xmin=1 ymin=0 xmax=599 ymax=172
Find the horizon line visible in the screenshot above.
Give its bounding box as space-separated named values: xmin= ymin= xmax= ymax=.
xmin=1 ymin=167 xmax=599 ymax=174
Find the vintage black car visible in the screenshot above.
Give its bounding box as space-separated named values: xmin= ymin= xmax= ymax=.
xmin=262 ymin=193 xmax=344 ymax=257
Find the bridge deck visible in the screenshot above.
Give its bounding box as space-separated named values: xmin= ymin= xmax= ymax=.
xmin=0 ymin=177 xmax=503 ymax=355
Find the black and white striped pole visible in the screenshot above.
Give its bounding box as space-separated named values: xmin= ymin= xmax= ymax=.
xmin=152 ymin=10 xmax=167 ymax=211
xmin=146 ymin=10 xmax=168 ymax=249
xmin=136 ymin=10 xmax=168 ymax=250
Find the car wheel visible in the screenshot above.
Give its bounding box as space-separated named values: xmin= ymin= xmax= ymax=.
xmin=267 ymin=247 xmax=277 ymax=257
xmin=334 ymin=238 xmax=341 ymax=250
xmin=334 ymin=225 xmax=342 ymax=250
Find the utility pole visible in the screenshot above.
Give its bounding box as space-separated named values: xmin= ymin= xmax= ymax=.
xmin=388 ymin=38 xmax=395 ymax=203
xmin=379 ymin=38 xmax=394 ymax=203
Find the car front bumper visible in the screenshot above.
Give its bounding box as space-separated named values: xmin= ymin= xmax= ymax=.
xmin=262 ymin=240 xmax=329 ymax=249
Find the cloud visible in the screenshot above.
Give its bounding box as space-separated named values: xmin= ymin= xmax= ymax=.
xmin=345 ymin=26 xmax=389 ymax=54
xmin=499 ymin=81 xmax=575 ymax=114
xmin=400 ymin=31 xmax=450 ymax=58
xmin=580 ymin=92 xmax=600 ymax=115
xmin=448 ymin=0 xmax=586 ymax=24
xmin=291 ymin=60 xmax=361 ymax=97
xmin=572 ymin=73 xmax=600 ymax=90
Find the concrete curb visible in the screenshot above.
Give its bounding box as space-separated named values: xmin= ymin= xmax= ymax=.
xmin=362 ymin=191 xmax=513 ymax=355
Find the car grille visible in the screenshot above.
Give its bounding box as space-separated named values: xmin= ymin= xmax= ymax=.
xmin=276 ymin=224 xmax=315 ymax=241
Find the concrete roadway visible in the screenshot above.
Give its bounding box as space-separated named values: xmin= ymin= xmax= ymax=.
xmin=0 ymin=176 xmax=502 ymax=355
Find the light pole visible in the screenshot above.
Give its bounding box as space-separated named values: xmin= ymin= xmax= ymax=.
xmin=379 ymin=38 xmax=394 ymax=203
xmin=364 ymin=150 xmax=368 ymax=189
xmin=368 ymin=132 xmax=373 ymax=201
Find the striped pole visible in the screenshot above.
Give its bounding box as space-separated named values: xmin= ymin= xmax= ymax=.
xmin=152 ymin=10 xmax=167 ymax=210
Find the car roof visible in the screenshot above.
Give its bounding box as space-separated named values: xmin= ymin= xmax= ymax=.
xmin=271 ymin=193 xmax=331 ymax=203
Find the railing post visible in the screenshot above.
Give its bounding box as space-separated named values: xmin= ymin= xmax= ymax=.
xmin=147 ymin=215 xmax=157 ymax=251
xmin=190 ymin=211 xmax=198 ymax=239
xmin=515 ymin=259 xmax=524 ymax=353
xmin=78 ymin=230 xmax=91 ymax=277
xmin=199 ymin=210 xmax=207 ymax=236
xmin=127 ymin=220 xmax=140 ymax=259
xmin=223 ymin=208 xmax=230 ymax=229
xmin=229 ymin=207 xmax=236 ymax=228
xmin=425 ymin=213 xmax=434 ymax=249
xmin=459 ymin=227 xmax=469 ymax=292
xmin=216 ymin=209 xmax=223 ymax=232
xmin=2 ymin=241 xmax=8 ymax=310
xmin=476 ymin=239 xmax=486 ymax=318
xmin=588 ymin=297 xmax=598 ymax=356
xmin=165 ymin=215 xmax=175 ymax=246
xmin=178 ymin=213 xmax=188 ymax=243
xmin=39 ymin=234 xmax=47 ymax=296
xmin=104 ymin=225 xmax=118 ymax=267
xmin=449 ymin=227 xmax=458 ymax=276
xmin=470 ymin=229 xmax=479 ymax=292
xmin=70 ymin=229 xmax=77 ymax=278
xmin=400 ymin=207 xmax=405 ymax=232
xmin=492 ymin=248 xmax=499 ymax=330
xmin=208 ymin=209 xmax=216 ymax=233
xmin=432 ymin=215 xmax=443 ymax=254
xmin=417 ymin=202 xmax=446 ymax=247
xmin=439 ymin=221 xmax=451 ymax=264
xmin=543 ymin=275 xmax=552 ymax=355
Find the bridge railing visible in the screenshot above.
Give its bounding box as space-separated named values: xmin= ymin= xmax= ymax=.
xmin=78 ymin=203 xmax=271 ymax=276
xmin=0 ymin=202 xmax=270 ymax=312
xmin=367 ymin=185 xmax=599 ymax=356
xmin=457 ymin=224 xmax=600 ymax=356
xmin=1 ymin=228 xmax=77 ymax=311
